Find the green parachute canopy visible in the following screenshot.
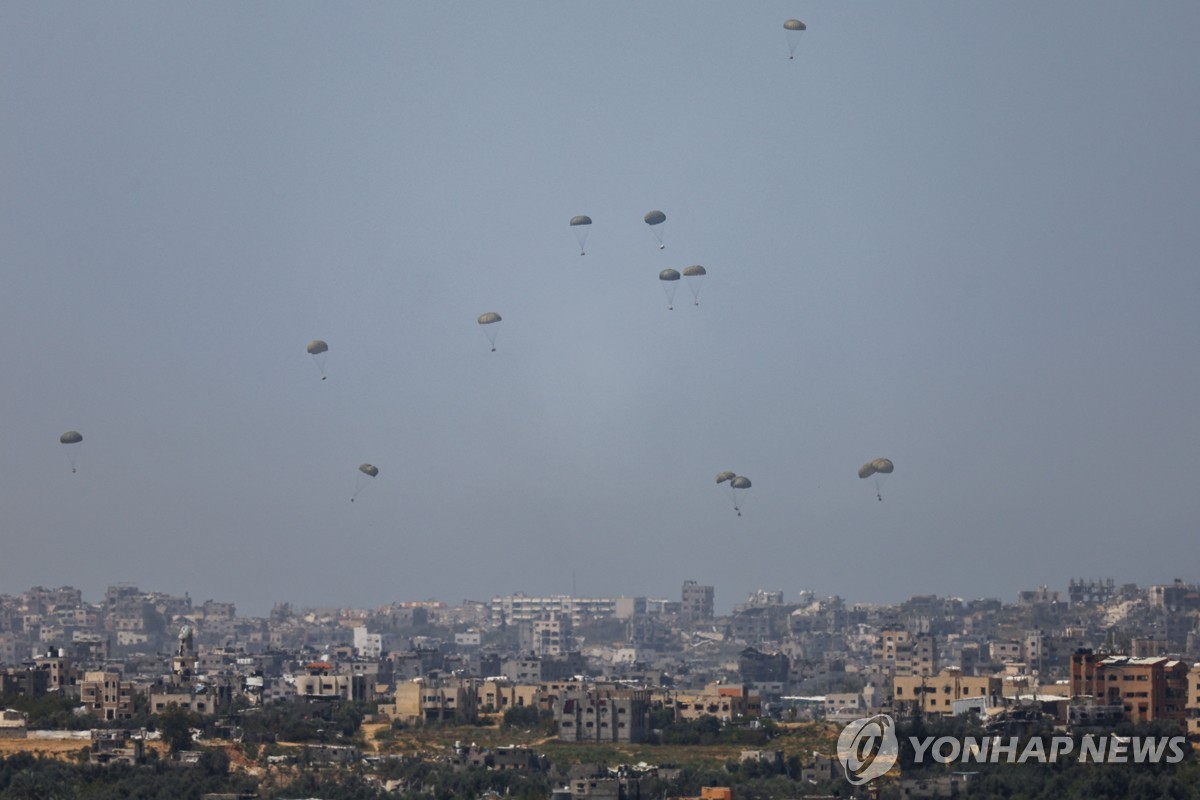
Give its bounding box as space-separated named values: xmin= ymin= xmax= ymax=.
xmin=644 ymin=210 xmax=666 ymax=226
xmin=60 ymin=430 xmax=83 ymax=472
xmin=352 ymin=463 xmax=379 ymax=502
xmin=306 ymin=340 xmax=328 ymax=355
xmin=858 ymin=458 xmax=894 ymax=479
xmin=569 ymin=215 xmax=592 ymax=254
xmin=659 ymin=269 xmax=681 ymax=309
xmin=716 ymin=471 xmax=736 ymax=484
xmin=478 ymin=312 xmax=502 ymax=351
xmin=784 ymin=19 xmax=807 ymax=58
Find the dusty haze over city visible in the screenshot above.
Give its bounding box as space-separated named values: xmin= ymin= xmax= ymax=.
xmin=3 ymin=2 xmax=1198 ymax=616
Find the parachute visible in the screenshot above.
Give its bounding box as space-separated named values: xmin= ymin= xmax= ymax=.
xmin=659 ymin=269 xmax=681 ymax=310
xmin=716 ymin=471 xmax=751 ymax=516
xmin=858 ymin=458 xmax=894 ymax=501
xmin=644 ymin=210 xmax=667 ymax=249
xmin=307 ymin=340 xmax=329 ymax=380
xmin=730 ymin=475 xmax=751 ymax=516
xmin=682 ymin=265 xmax=707 ymax=306
xmin=60 ymin=431 xmax=83 ymax=473
xmin=478 ymin=312 xmax=502 ymax=352
xmin=352 ymin=463 xmax=379 ymax=502
xmin=569 ymin=215 xmax=592 ymax=255
xmin=783 ymin=19 xmax=807 ymax=59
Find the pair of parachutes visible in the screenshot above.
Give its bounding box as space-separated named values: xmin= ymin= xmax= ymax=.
xmin=307 ymin=341 xmax=382 ymax=501
xmin=715 ymin=471 xmax=752 ymax=517
xmin=659 ymin=266 xmax=707 ymax=310
xmin=569 ymin=210 xmax=668 ymax=255
xmin=311 ymin=315 xmax=502 ymax=363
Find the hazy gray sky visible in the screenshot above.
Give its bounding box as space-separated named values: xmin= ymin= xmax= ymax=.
xmin=3 ymin=2 xmax=1198 ymax=616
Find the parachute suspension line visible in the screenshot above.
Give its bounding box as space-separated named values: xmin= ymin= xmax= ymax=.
xmin=875 ymin=475 xmax=883 ymax=502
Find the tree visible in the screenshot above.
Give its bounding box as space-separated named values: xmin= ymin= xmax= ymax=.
xmin=158 ymin=703 xmax=198 ymax=754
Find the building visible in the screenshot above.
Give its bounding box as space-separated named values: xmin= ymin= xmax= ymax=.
xmin=1185 ymin=663 xmax=1200 ymax=738
xmin=89 ymin=729 xmax=145 ymax=765
xmin=671 ymin=683 xmax=761 ymax=722
xmin=391 ymin=677 xmax=479 ymax=724
xmin=0 ymin=709 xmax=27 ymax=739
xmin=874 ymin=625 xmax=937 ymax=677
xmin=556 ymin=683 xmax=651 ymax=743
xmin=680 ymin=581 xmax=714 ymax=622
xmin=894 ymin=669 xmax=1002 ymax=717
xmin=293 ymin=661 xmax=356 ymax=702
xmin=80 ymin=671 xmax=136 ymax=721
xmin=1069 ymin=650 xmax=1188 ymax=724
xmin=531 ymin=613 xmax=573 ymax=657
xmin=490 ymin=595 xmax=618 ymax=628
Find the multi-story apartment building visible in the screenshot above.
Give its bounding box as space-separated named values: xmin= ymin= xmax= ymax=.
xmin=80 ymin=670 xmax=136 ymax=721
xmin=873 ymin=625 xmax=937 ymax=677
xmin=671 ymin=683 xmax=761 ymax=722
xmin=490 ymin=595 xmax=617 ymax=627
xmin=1186 ymin=663 xmax=1200 ymax=737
xmin=556 ymin=683 xmax=650 ymax=743
xmin=531 ymin=613 xmax=572 ymax=657
xmin=681 ymin=581 xmax=714 ymax=622
xmin=391 ymin=677 xmax=479 ymax=724
xmin=1069 ymin=650 xmax=1188 ymax=724
xmin=893 ymin=668 xmax=1002 ymax=717
xmin=31 ymin=650 xmax=79 ymax=693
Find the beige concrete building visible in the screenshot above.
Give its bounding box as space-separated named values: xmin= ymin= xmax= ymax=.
xmin=893 ymin=669 xmax=1002 ymax=716
xmin=390 ymin=678 xmax=479 ymax=724
xmin=556 ymin=683 xmax=651 ymax=743
xmin=874 ymin=625 xmax=937 ymax=677
xmin=0 ymin=709 xmax=27 ymax=739
xmin=294 ymin=661 xmax=355 ymax=701
xmin=477 ymin=679 xmax=538 ymax=714
xmin=531 ymin=612 xmax=572 ymax=657
xmin=80 ymin=671 xmax=136 ymax=722
xmin=671 ymin=683 xmax=761 ymax=722
xmin=1070 ymin=650 xmax=1188 ymax=724
xmin=1186 ymin=663 xmax=1200 ymax=737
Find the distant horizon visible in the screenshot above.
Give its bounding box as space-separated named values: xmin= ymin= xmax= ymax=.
xmin=7 ymin=572 xmax=1191 ymax=621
